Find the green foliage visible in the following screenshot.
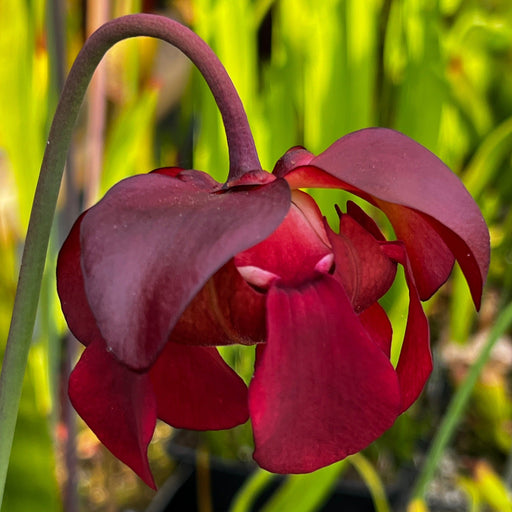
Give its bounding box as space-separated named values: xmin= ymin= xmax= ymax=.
xmin=0 ymin=0 xmax=47 ymax=234
xmin=1 ymin=366 xmax=61 ymax=512
xmin=0 ymin=0 xmax=60 ymax=510
xmin=100 ymin=86 xmax=159 ymax=194
xmin=459 ymin=461 xmax=512 ymax=511
xmin=257 ymin=461 xmax=346 ymax=512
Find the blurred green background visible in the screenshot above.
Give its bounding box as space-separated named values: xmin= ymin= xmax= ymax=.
xmin=1 ymin=0 xmax=512 ymax=510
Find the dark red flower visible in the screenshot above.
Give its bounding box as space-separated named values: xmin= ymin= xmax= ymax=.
xmin=57 ymin=128 xmax=489 ymax=487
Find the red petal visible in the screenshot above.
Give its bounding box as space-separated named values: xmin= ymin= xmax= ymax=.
xmin=235 ymin=190 xmax=331 ymax=288
xmin=151 ymin=166 xmax=184 ymax=178
xmin=68 ymin=340 xmax=157 ymax=488
xmin=359 ymin=302 xmax=393 ymax=358
xmin=312 ymin=128 xmax=489 ymax=306
xmin=56 ymin=212 xmax=102 ymax=346
xmin=249 ymin=276 xmax=401 ymax=473
xmin=326 ymin=206 xmax=396 ymax=312
xmin=427 ymin=217 xmax=488 ymax=310
xmin=170 ymin=260 xmax=266 ymax=346
xmin=382 ymin=242 xmax=432 ymax=412
xmin=346 ymin=201 xmax=385 ymax=241
xmin=279 ymin=128 xmax=490 ymax=307
xmin=376 ymin=201 xmax=454 ymax=300
xmin=150 ymin=343 xmax=249 ymax=429
xmin=79 ymin=170 xmax=290 ymax=370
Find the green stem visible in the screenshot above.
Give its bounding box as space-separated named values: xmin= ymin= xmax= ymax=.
xmin=0 ymin=14 xmax=258 ymax=506
xmin=410 ymin=301 xmax=512 ymax=502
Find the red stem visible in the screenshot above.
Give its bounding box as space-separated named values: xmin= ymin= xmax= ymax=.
xmin=86 ymin=14 xmax=261 ymax=180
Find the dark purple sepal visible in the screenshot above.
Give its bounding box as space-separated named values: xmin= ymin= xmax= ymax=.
xmin=56 ymin=211 xmax=102 ymax=346
xmin=79 ymin=169 xmax=290 ymax=370
xmin=310 ymin=128 xmax=489 ymax=307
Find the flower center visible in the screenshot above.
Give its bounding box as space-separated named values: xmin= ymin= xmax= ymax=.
xmin=235 ymin=190 xmax=333 ymax=289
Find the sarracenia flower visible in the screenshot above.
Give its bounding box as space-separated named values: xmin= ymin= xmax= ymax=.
xmin=57 ymin=19 xmax=489 ymax=489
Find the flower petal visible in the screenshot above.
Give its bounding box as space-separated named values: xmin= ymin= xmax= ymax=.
xmin=56 ymin=212 xmax=102 ymax=346
xmin=277 ymin=128 xmax=490 ymax=307
xmin=68 ymin=340 xmax=157 ymax=488
xmin=235 ymin=190 xmax=331 ymax=288
xmin=359 ymin=302 xmax=393 ymax=358
xmin=313 ymin=128 xmax=489 ymax=306
xmin=345 ymin=200 xmax=385 ymax=241
xmin=170 ymin=259 xmax=266 ymax=346
xmin=79 ymin=170 xmax=290 ymax=369
xmin=382 ymin=242 xmax=432 ymax=412
xmin=150 ymin=343 xmax=249 ymax=429
xmin=326 ymin=204 xmax=396 ymax=312
xmin=249 ymin=276 xmax=401 ymax=473
xmin=375 ymin=201 xmax=454 ymax=300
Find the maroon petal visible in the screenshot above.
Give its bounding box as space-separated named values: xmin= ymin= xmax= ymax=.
xmin=326 ymin=205 xmax=396 ymax=312
xmin=346 ymin=200 xmax=385 ymax=241
xmin=382 ymin=242 xmax=432 ymax=412
xmin=374 ymin=201 xmax=454 ymax=300
xmin=277 ymin=129 xmax=490 ymax=307
xmin=151 ymin=166 xmax=184 ymax=178
xmin=150 ymin=343 xmax=249 ymax=429
xmin=359 ymin=302 xmax=393 ymax=358
xmin=426 ymin=217 xmax=488 ymax=312
xmin=312 ymin=128 xmax=489 ymax=306
xmin=169 ymin=260 xmax=266 ymax=346
xmin=68 ymin=340 xmax=157 ymax=488
xmin=80 ymin=170 xmax=290 ymax=369
xmin=56 ymin=212 xmax=102 ymax=346
xmin=235 ymin=190 xmax=331 ymax=288
xmin=249 ymin=276 xmax=401 ymax=473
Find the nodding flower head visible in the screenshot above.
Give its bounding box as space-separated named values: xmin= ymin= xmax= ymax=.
xmin=57 ymin=19 xmax=489 ymax=488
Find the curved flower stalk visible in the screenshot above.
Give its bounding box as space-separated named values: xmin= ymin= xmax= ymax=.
xmin=55 ymin=18 xmax=490 ymax=488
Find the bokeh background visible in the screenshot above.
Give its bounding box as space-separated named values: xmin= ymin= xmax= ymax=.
xmin=1 ymin=0 xmax=512 ymax=510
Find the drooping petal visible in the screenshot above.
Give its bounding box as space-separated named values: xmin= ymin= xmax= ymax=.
xmin=56 ymin=212 xmax=102 ymax=346
xmin=276 ymin=128 xmax=490 ymax=307
xmin=359 ymin=302 xmax=393 ymax=358
xmin=425 ymin=216 xmax=489 ymax=313
xmin=68 ymin=340 xmax=157 ymax=488
xmin=374 ymin=201 xmax=454 ymax=300
xmin=170 ymin=260 xmax=266 ymax=346
xmin=235 ymin=190 xmax=331 ymax=288
xmin=79 ymin=170 xmax=290 ymax=370
xmin=314 ymin=129 xmax=489 ymax=306
xmin=249 ymin=276 xmax=401 ymax=473
xmin=325 ymin=205 xmax=396 ymax=312
xmin=149 ymin=343 xmax=249 ymax=429
xmin=381 ymin=242 xmax=432 ymax=412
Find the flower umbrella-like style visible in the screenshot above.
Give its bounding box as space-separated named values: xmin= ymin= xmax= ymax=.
xmin=56 ymin=19 xmax=489 ymax=489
